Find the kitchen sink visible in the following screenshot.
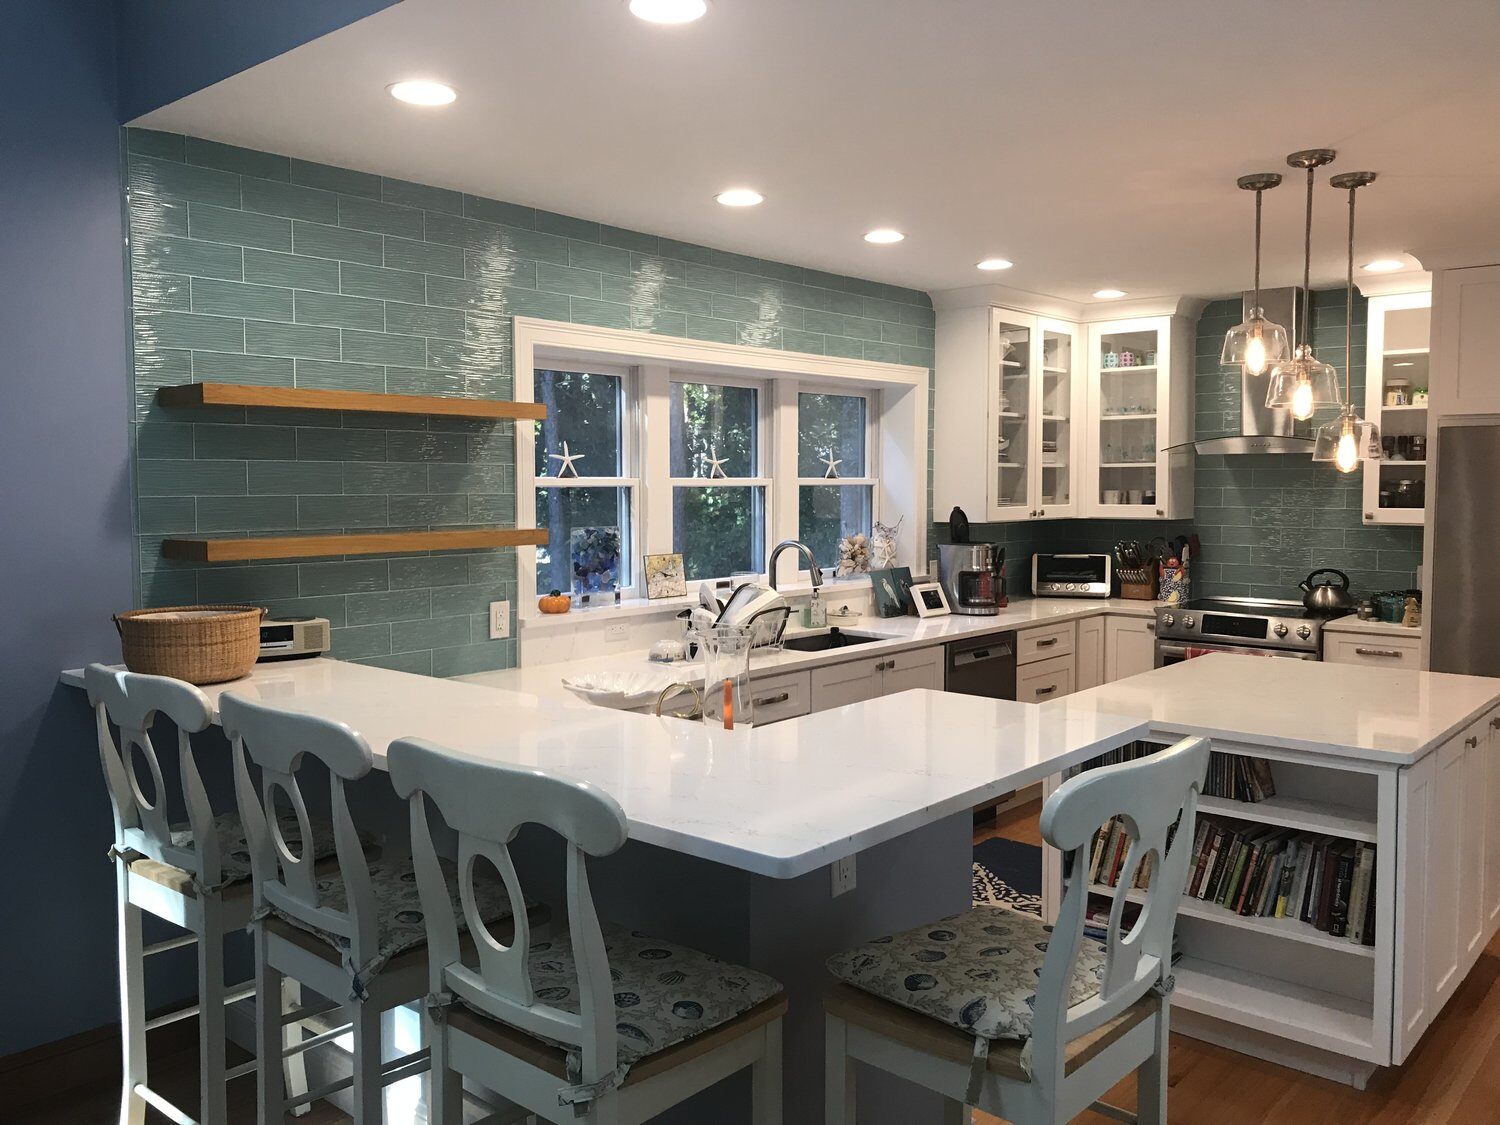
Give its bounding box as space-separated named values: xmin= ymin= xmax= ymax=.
xmin=779 ymin=628 xmax=890 ymax=652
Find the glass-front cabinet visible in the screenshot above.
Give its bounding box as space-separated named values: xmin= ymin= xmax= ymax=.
xmin=1363 ymin=291 xmax=1431 ymax=527
xmin=983 ymin=312 xmax=1083 ymax=521
xmin=1083 ymin=315 xmax=1194 ymax=519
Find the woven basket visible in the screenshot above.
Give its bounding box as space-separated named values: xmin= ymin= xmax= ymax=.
xmin=113 ymin=605 xmax=264 ymax=685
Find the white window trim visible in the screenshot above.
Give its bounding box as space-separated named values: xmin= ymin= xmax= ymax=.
xmin=514 ymin=317 xmax=929 ymax=622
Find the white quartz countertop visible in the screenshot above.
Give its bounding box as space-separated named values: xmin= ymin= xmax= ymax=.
xmin=62 ymin=658 xmax=1147 ymax=878
xmin=1323 ymin=615 xmax=1424 ymax=638
xmin=462 ymin=597 xmax=1156 ymax=699
xmin=1049 ymin=654 xmax=1499 ymax=764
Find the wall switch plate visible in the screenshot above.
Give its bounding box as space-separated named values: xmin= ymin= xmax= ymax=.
xmin=488 ymin=600 xmax=510 ymax=640
xmin=831 ymin=854 xmax=856 ymax=897
xmin=604 ymin=622 xmax=629 ymax=644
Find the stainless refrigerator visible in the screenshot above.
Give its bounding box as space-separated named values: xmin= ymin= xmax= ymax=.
xmin=1429 ymin=417 xmax=1500 ymax=676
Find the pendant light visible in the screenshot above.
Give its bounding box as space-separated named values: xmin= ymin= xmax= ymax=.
xmin=1221 ymin=173 xmax=1291 ymax=376
xmin=1313 ymin=172 xmax=1381 ymax=473
xmin=1266 ymin=149 xmax=1343 ymax=421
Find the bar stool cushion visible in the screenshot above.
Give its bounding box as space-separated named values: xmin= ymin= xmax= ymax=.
xmin=455 ymin=925 xmax=784 ymax=1069
xmin=825 ymin=904 xmax=1106 ymax=1043
xmin=165 ymin=811 xmax=354 ymax=889
xmin=267 ymin=856 xmax=525 ymax=988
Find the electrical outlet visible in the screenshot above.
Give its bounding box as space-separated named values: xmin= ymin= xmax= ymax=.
xmin=604 ymin=622 xmax=629 ymax=644
xmin=488 ymin=600 xmax=510 ymax=640
xmin=831 ymin=854 xmax=856 ymax=897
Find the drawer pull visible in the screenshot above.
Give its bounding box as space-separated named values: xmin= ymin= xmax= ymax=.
xmin=1467 ymin=736 xmax=1481 ymax=748
xmin=1354 ymin=647 xmax=1404 ymax=658
xmin=1035 ymin=684 xmax=1059 ymax=697
xmin=1036 ymin=636 xmax=1059 ymax=648
xmin=1491 ymin=717 xmax=1500 ymax=730
xmin=753 ymin=692 xmax=791 ymax=707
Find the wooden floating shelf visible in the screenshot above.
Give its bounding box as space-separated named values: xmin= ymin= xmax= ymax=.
xmin=161 ymin=528 xmax=549 ymax=563
xmin=157 ymin=382 xmax=547 ymax=422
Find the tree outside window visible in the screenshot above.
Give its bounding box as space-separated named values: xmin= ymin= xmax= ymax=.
xmin=670 ymin=381 xmax=765 ymax=581
xmin=797 ymin=392 xmax=874 ymax=574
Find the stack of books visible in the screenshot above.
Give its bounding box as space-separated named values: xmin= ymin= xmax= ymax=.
xmin=1183 ymin=820 xmax=1376 ymax=944
xmin=1202 ymin=753 xmax=1278 ymax=803
xmin=1086 ymin=816 xmax=1377 ymax=946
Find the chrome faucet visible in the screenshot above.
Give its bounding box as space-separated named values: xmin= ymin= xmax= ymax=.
xmin=766 ymin=540 xmax=823 ymax=591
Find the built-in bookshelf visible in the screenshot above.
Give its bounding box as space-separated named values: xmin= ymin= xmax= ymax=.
xmin=1067 ymin=740 xmax=1388 ymax=1069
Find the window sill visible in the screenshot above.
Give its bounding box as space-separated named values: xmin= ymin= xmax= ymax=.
xmin=519 ymin=575 xmax=875 ymax=630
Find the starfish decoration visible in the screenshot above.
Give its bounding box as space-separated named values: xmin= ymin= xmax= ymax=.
xmin=704 ymin=445 xmax=729 ymax=479
xmin=548 ymin=441 xmax=584 ymax=479
xmin=821 ymin=450 xmax=842 ymax=479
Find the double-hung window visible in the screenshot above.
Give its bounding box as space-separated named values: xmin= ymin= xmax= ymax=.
xmin=533 ymin=366 xmax=636 ymax=595
xmin=668 ymin=378 xmax=769 ymax=581
xmin=797 ymin=390 xmax=875 ymax=572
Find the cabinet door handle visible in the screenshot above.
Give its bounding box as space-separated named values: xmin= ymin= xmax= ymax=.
xmin=1467 ymin=735 xmax=1481 ymax=748
xmin=1037 ymin=508 xmax=1045 ymax=517
xmin=875 ymin=660 xmax=894 ymax=671
xmin=1036 ymin=636 xmax=1059 ymax=648
xmin=753 ymin=692 xmax=790 ymax=707
xmin=1035 ymin=684 xmax=1059 ymax=697
xmin=1365 ymin=513 xmax=1375 ymax=521
xmin=1155 ymin=509 xmax=1165 ymax=517
xmin=1490 ymin=717 xmax=1500 ymax=730
xmin=1354 ymin=647 xmax=1403 ymax=658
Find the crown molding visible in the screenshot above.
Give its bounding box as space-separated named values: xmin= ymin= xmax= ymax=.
xmin=1411 ymin=246 xmax=1500 ymax=273
xmin=1354 ymin=270 xmax=1431 ymax=298
xmin=930 ymin=283 xmax=1206 ymax=323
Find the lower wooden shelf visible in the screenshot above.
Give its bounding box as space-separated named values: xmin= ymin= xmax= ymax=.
xmin=161 ymin=528 xmax=548 ymax=563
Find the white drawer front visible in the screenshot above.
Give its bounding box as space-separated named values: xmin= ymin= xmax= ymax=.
xmin=1326 ymin=634 xmax=1421 ymax=668
xmin=747 ymin=671 xmax=811 ymax=725
xmin=1017 ymin=653 xmax=1075 ymax=702
xmin=1017 ymin=621 xmax=1075 ymax=665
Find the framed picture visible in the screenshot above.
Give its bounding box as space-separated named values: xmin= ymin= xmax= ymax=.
xmin=909 ymin=582 xmax=951 ymax=618
xmin=870 ymin=566 xmax=914 ymax=618
xmin=643 ymin=552 xmax=687 ymax=600
xmin=569 ymin=526 xmax=621 ymax=597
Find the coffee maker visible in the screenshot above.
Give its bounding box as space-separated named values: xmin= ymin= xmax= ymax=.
xmin=937 ymin=542 xmax=1003 ymax=616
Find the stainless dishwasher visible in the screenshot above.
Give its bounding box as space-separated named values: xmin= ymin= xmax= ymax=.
xmin=945 ymin=632 xmax=1017 ymax=699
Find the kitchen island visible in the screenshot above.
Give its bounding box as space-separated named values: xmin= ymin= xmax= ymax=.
xmin=62 ymin=658 xmax=1147 ymax=1124
xmin=1044 ymin=654 xmax=1500 ymax=1088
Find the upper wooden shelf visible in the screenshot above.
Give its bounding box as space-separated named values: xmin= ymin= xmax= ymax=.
xmin=161 ymin=528 xmax=549 ymax=563
xmin=157 ymin=382 xmax=547 ymax=422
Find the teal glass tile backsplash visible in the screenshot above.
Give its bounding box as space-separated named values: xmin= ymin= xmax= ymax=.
xmin=127 ymin=129 xmax=935 ymax=677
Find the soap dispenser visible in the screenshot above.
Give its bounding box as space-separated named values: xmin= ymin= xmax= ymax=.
xmin=803 ymin=589 xmax=827 ymax=629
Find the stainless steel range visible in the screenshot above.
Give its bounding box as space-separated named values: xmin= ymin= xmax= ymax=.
xmin=1154 ymin=597 xmax=1348 ymax=666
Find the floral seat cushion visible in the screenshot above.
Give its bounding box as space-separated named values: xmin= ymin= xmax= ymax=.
xmin=826 ymin=904 xmax=1106 ymax=1043
xmin=456 ymin=925 xmax=783 ymax=1068
xmin=268 ymin=855 xmax=522 ymax=980
xmin=167 ymin=811 xmax=354 ymax=886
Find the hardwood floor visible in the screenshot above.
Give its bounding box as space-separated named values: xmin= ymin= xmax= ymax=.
xmin=975 ymin=800 xmax=1500 ymax=1125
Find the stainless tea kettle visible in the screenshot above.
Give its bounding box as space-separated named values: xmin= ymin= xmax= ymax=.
xmin=1300 ymin=568 xmax=1356 ymax=615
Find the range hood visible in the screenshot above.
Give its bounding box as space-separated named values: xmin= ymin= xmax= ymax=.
xmin=1175 ymin=286 xmax=1316 ymax=455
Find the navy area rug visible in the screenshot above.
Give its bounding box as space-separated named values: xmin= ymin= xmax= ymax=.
xmin=972 ymin=838 xmax=1042 ymax=915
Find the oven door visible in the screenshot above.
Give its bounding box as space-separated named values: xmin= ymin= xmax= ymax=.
xmin=1154 ymin=641 xmax=1319 ymax=668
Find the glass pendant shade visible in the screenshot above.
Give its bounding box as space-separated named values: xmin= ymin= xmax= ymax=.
xmin=1221 ymin=308 xmax=1291 ymax=376
xmin=1312 ymin=405 xmax=1380 ymax=473
xmin=1266 ymin=344 xmax=1342 ymax=421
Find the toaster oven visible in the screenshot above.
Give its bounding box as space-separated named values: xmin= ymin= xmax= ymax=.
xmin=1032 ymin=553 xmax=1113 ymax=598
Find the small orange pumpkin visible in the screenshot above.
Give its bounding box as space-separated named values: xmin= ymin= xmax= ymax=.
xmin=538 ymin=589 xmax=571 ymax=615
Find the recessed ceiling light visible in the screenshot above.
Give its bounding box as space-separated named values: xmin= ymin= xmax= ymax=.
xmin=629 ymin=0 xmax=708 ymax=24
xmin=388 ymin=80 xmax=456 ymax=106
xmin=977 ymin=258 xmax=1014 ymax=271
xmin=716 ymin=188 xmax=764 ymax=208
xmin=1362 ymin=258 xmax=1405 ymax=273
xmin=1093 ymin=288 xmax=1127 ymax=300
xmin=864 ymin=229 xmax=905 ymax=244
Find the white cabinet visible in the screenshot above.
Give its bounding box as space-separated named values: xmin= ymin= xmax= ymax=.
xmin=745 ymin=670 xmax=811 ymax=726
xmin=1017 ymin=653 xmax=1074 ymax=703
xmin=1016 ymin=621 xmax=1074 ymax=664
xmin=1362 ymin=292 xmax=1431 ymax=527
xmin=1394 ymin=707 xmax=1499 ymax=1063
xmin=1076 ymin=616 xmax=1105 ymax=691
xmin=1432 ymin=263 xmax=1500 ymax=416
xmin=934 ymin=307 xmax=1084 ymax=522
xmin=1103 ymin=615 xmax=1156 ymax=682
xmin=1325 ymin=632 xmax=1422 ymax=669
xmin=1083 ymin=315 xmax=1195 ymax=519
xmin=809 ymin=646 xmax=944 ymax=713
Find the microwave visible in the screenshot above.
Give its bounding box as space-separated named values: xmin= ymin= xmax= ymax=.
xmin=1032 ymin=553 xmax=1113 ymax=598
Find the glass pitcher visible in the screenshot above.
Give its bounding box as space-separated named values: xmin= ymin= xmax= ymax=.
xmin=693 ymin=623 xmax=756 ymax=729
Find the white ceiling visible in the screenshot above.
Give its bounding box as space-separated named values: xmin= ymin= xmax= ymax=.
xmin=137 ymin=0 xmax=1500 ymax=303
